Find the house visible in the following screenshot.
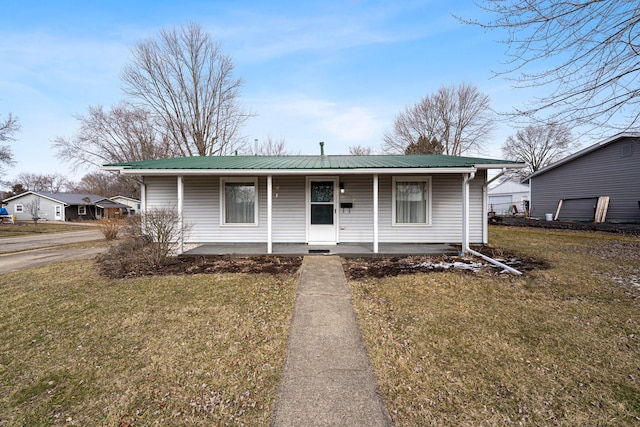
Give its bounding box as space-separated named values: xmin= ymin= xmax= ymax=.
xmin=488 ymin=180 xmax=530 ymax=215
xmin=109 ymin=195 xmax=141 ymax=215
xmin=524 ymin=133 xmax=640 ymax=223
xmin=104 ymin=152 xmax=523 ymax=255
xmin=3 ymin=191 xmax=130 ymax=221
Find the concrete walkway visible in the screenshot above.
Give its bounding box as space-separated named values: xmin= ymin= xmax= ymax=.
xmin=270 ymin=256 xmax=392 ymax=427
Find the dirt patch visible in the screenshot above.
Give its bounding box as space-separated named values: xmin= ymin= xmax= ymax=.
xmin=99 ymin=255 xmax=304 ymax=279
xmin=343 ymin=249 xmax=548 ymax=280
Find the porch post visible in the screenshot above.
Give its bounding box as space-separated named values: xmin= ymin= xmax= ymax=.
xmin=140 ymin=180 xmax=146 ymax=234
xmin=267 ymin=175 xmax=273 ymax=254
xmin=373 ymin=174 xmax=379 ymax=253
xmin=462 ymin=173 xmax=469 ymax=254
xmin=177 ymin=175 xmax=184 ymax=255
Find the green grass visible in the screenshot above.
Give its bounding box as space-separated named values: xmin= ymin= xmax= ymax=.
xmin=0 ymin=260 xmax=297 ymax=426
xmin=349 ymin=226 xmax=640 ymax=426
xmin=0 ymin=222 xmax=94 ymax=238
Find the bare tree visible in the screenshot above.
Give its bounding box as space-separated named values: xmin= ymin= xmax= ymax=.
xmin=53 ymin=102 xmax=175 ymax=170
xmin=76 ymin=171 xmax=140 ymax=198
xmin=246 ymin=136 xmax=297 ymax=155
xmin=383 ymin=83 xmax=495 ymax=155
xmin=461 ymin=1 xmax=640 ymax=131
xmin=1 ymin=112 xmax=20 ymax=172
xmin=14 ymin=172 xmax=73 ymax=193
xmin=121 ymin=22 xmax=252 ymax=157
xmin=348 ymin=145 xmax=373 ymax=155
xmin=502 ymin=122 xmax=579 ymax=181
xmin=25 ymin=198 xmax=41 ymax=225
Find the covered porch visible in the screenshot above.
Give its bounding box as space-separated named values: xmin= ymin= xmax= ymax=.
xmin=183 ymin=242 xmax=458 ymax=257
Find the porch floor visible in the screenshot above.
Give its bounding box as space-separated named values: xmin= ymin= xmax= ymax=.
xmin=183 ymin=242 xmax=458 ymax=257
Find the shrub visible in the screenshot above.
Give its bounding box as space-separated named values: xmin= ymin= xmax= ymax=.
xmin=96 ymin=219 xmax=120 ymax=241
xmin=97 ymin=207 xmax=190 ymax=277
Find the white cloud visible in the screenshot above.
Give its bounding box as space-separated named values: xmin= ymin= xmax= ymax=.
xmin=244 ymin=93 xmax=387 ymax=153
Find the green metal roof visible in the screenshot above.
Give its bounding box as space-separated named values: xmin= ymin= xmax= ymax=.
xmin=104 ymin=154 xmax=522 ymax=171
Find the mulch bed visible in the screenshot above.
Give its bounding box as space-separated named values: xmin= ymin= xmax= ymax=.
xmin=342 ymin=248 xmax=548 ymax=280
xmin=98 ymin=255 xmax=305 ymax=279
xmin=98 ymin=249 xmax=545 ymax=280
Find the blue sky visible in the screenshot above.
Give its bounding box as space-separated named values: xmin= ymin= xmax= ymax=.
xmin=1 ymin=0 xmax=531 ymax=183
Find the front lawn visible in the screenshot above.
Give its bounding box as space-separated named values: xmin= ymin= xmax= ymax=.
xmin=0 ymin=260 xmax=297 ymax=426
xmin=349 ymin=226 xmax=640 ymax=426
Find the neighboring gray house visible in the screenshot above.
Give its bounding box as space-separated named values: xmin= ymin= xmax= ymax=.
xmin=3 ymin=191 xmax=128 ymax=221
xmin=104 ymin=153 xmax=523 ymax=254
xmin=524 ymin=133 xmax=640 ymax=222
xmin=488 ymin=180 xmax=530 ymax=215
xmin=110 ymin=195 xmax=141 ymax=215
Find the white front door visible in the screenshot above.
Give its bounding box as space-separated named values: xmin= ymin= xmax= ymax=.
xmin=55 ymin=205 xmax=62 ymax=220
xmin=307 ymin=178 xmax=338 ymax=244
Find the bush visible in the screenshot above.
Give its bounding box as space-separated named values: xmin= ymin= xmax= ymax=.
xmin=96 ymin=219 xmax=120 ymax=241
xmin=97 ymin=207 xmax=190 ymax=277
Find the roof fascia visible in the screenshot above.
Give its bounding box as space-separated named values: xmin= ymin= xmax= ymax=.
xmin=112 ymin=167 xmax=481 ymax=176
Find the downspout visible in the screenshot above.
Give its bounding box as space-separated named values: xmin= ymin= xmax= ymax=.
xmin=177 ymin=176 xmax=184 ymax=255
xmin=463 ymin=170 xmax=522 ymax=275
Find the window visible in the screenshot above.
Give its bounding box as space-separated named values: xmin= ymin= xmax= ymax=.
xmin=221 ymin=178 xmax=258 ymax=225
xmin=15 ymin=204 xmax=23 ymax=213
xmin=392 ymin=176 xmax=431 ymax=225
xmin=78 ymin=205 xmax=87 ymax=215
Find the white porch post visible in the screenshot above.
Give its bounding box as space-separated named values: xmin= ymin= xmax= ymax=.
xmin=462 ymin=173 xmax=469 ymax=254
xmin=177 ymin=175 xmax=184 ymax=255
xmin=373 ymin=174 xmax=379 ymax=254
xmin=140 ymin=180 xmax=146 ymax=234
xmin=267 ymin=175 xmax=273 ymax=254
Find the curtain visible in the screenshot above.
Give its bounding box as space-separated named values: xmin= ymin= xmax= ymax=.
xmin=225 ymin=183 xmax=255 ymax=223
xmin=396 ymin=181 xmax=426 ymax=223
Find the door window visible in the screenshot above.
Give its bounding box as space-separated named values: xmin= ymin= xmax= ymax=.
xmin=310 ymin=182 xmax=334 ymax=225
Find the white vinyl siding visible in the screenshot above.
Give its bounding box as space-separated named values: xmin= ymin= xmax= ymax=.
xmin=378 ymin=174 xmax=483 ymax=244
xmin=145 ymin=176 xmax=178 ymax=209
xmin=337 ymin=175 xmax=373 ymax=242
xmin=181 ymin=176 xmax=268 ymax=243
xmin=272 ymin=176 xmax=306 ymax=242
xmin=143 ymin=172 xmax=486 ymax=245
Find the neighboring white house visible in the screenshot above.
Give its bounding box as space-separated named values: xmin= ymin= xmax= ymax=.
xmin=110 ymin=195 xmax=141 ymax=215
xmin=104 ymin=153 xmax=524 ymax=255
xmin=488 ymin=180 xmax=530 ymax=215
xmin=3 ymin=191 xmax=130 ymax=221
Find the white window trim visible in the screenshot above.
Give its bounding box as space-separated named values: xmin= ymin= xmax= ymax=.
xmin=220 ymin=177 xmax=259 ymax=226
xmin=78 ymin=205 xmax=87 ymax=215
xmin=392 ymin=176 xmax=432 ymax=226
xmin=15 ymin=204 xmax=23 ymax=213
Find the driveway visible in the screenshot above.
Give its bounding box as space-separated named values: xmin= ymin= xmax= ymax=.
xmin=0 ymin=229 xmax=107 ymax=274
